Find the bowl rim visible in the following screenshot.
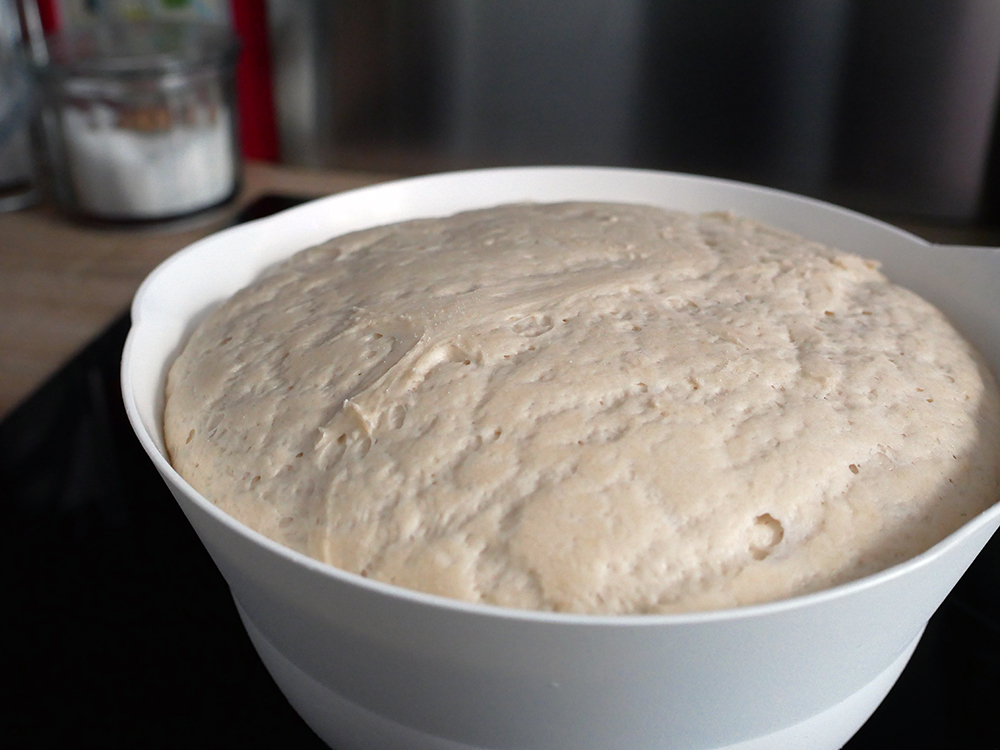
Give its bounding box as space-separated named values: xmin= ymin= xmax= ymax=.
xmin=122 ymin=164 xmax=1000 ymax=626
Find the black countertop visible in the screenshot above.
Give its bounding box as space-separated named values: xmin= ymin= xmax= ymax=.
xmin=2 ymin=197 xmax=998 ymax=749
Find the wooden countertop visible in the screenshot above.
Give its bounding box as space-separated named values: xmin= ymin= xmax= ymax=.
xmin=0 ymin=161 xmax=391 ymax=419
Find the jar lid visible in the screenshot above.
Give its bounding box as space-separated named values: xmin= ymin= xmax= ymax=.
xmin=39 ymin=21 xmax=238 ymax=79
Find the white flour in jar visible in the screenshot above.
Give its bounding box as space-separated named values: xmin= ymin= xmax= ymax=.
xmin=62 ymin=103 xmax=234 ymax=219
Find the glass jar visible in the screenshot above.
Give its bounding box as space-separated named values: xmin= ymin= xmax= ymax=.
xmin=35 ymin=21 xmax=240 ymax=222
xmin=0 ymin=0 xmax=38 ymax=211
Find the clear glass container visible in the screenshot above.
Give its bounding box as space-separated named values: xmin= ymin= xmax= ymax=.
xmin=0 ymin=0 xmax=38 ymax=212
xmin=35 ymin=21 xmax=240 ymax=222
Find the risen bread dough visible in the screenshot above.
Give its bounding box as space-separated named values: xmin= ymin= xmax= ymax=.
xmin=164 ymin=203 xmax=1000 ymax=614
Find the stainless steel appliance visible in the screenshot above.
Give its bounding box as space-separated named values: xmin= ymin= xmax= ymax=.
xmin=266 ymin=0 xmax=1000 ymax=222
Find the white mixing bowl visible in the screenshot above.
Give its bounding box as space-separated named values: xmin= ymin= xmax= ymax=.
xmin=122 ymin=167 xmax=1000 ymax=750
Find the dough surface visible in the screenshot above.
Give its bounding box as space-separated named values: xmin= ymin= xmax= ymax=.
xmin=164 ymin=202 xmax=1000 ymax=614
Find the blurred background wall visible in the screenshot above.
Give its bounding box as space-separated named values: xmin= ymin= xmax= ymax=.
xmin=263 ymin=0 xmax=1000 ymax=224
xmin=19 ymin=0 xmax=1000 ymax=224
